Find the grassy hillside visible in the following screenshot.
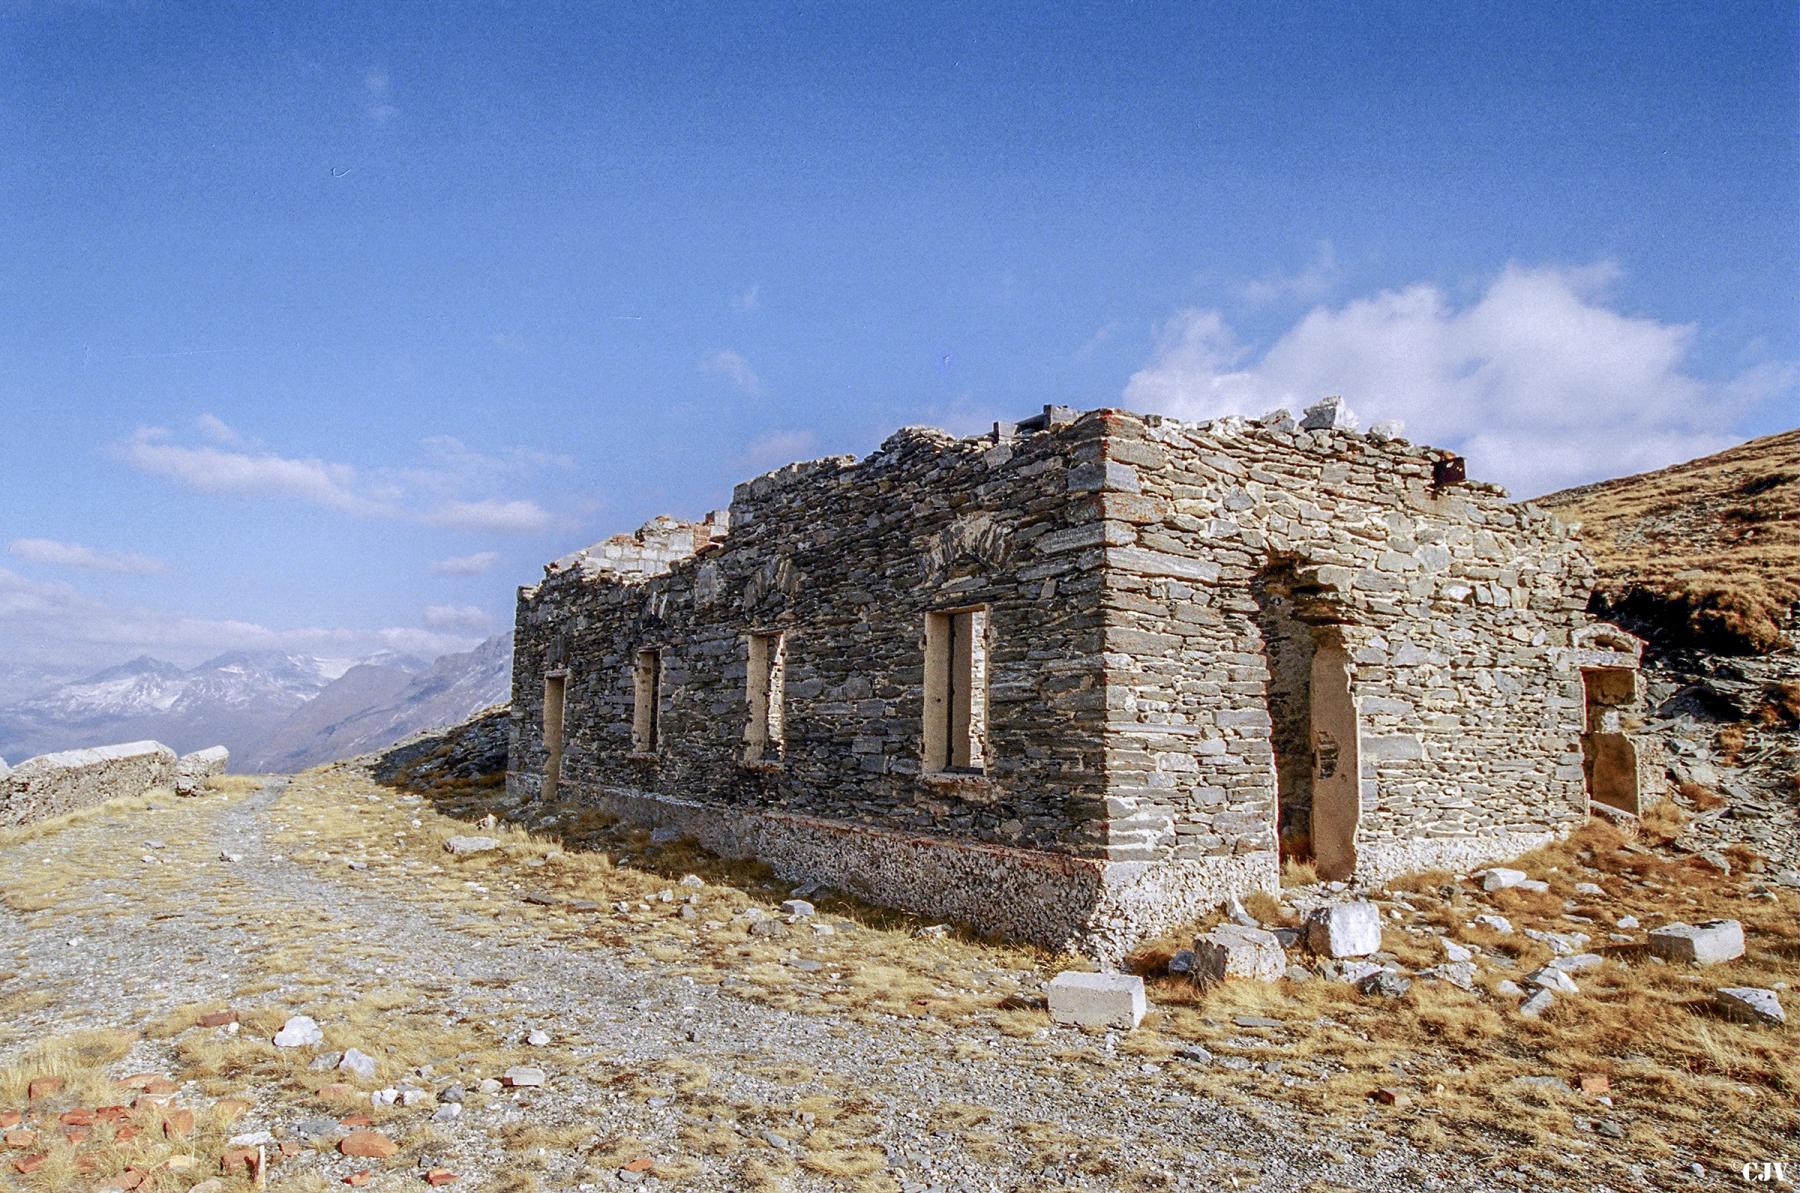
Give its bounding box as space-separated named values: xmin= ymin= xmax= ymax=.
xmin=1537 ymin=429 xmax=1798 ymax=654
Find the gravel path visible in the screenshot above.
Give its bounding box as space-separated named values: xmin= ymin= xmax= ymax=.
xmin=0 ymin=778 xmax=1663 ymax=1192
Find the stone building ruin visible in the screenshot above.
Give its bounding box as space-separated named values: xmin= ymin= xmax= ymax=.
xmin=508 ymin=401 xmax=1663 ymax=960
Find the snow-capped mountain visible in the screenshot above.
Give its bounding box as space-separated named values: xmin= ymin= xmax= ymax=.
xmin=245 ymin=633 xmax=512 ymax=771
xmin=0 ymin=637 xmax=511 ymax=772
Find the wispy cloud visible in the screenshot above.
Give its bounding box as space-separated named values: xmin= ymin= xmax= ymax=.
xmin=121 ymin=428 xmax=390 ymax=516
xmin=698 ymin=349 xmax=766 ymax=397
xmin=9 ymin=538 xmax=169 ymax=575
xmin=732 ymin=285 xmax=763 ymax=314
xmin=0 ymin=566 xmax=476 ymax=672
xmin=424 ymin=498 xmax=555 ymax=534
xmin=1123 ymin=261 xmax=1796 ymax=495
xmin=364 ymin=68 xmax=398 ymax=126
xmin=1074 ymin=320 xmax=1122 ymax=361
xmin=735 ymin=430 xmax=817 ymax=474
xmin=430 ymin=550 xmax=499 ymax=575
xmin=195 ymin=413 xmax=244 ymax=446
xmin=1243 ymin=239 xmax=1339 ymax=306
xmin=119 ymin=424 xmax=570 ymax=535
xmin=422 ymin=603 xmax=493 ymax=632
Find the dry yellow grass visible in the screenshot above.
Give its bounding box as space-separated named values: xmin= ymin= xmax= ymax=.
xmin=1538 ymin=428 xmax=1799 ymax=653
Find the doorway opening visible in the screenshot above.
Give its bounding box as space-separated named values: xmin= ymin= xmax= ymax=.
xmin=543 ymin=672 xmax=566 ymax=800
xmin=1252 ymin=562 xmax=1359 ymax=880
xmin=1581 ymin=667 xmax=1644 ymax=812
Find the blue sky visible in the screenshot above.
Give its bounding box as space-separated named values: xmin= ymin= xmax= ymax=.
xmin=2 ymin=1 xmax=1795 ymax=684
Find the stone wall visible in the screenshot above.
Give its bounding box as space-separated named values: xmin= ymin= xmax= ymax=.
xmin=1096 ymin=408 xmax=1602 ymax=899
xmin=510 ymin=403 xmax=1642 ymax=959
xmin=0 ymin=740 xmax=178 ymax=828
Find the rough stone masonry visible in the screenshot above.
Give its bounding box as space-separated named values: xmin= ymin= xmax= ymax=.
xmin=509 ymin=401 xmax=1662 ymax=961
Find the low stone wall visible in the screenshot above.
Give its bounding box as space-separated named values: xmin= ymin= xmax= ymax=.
xmin=0 ymin=741 xmax=178 ymax=828
xmin=510 ymin=770 xmax=1281 ymax=963
xmin=176 ymin=746 xmax=230 ymax=795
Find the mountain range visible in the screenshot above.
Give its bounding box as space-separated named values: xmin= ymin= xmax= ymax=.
xmin=0 ymin=633 xmax=513 ymax=772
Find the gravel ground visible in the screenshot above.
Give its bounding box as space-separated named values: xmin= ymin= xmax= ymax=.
xmin=0 ymin=776 xmax=1544 ymax=1193
xmin=4 ymin=766 xmax=1781 ymax=1193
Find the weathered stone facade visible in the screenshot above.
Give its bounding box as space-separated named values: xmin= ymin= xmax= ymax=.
xmin=510 ymin=403 xmax=1655 ymax=960
xmin=0 ymin=740 xmax=178 ymax=827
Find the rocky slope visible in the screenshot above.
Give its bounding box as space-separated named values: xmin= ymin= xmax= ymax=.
xmin=1537 ymin=428 xmax=1797 ymax=655
xmin=1541 ymin=429 xmax=1798 ymax=864
xmin=243 ymin=633 xmax=512 ymax=772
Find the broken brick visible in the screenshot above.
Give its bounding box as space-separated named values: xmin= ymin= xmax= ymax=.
xmin=163 ymin=1108 xmax=195 ymax=1139
xmin=26 ymin=1078 xmax=62 ymax=1100
xmin=197 ymin=1010 xmax=239 ymax=1028
xmin=623 ymin=1158 xmax=655 ymax=1172
xmin=59 ymin=1107 xmax=96 ymax=1126
xmin=339 ymin=1130 xmax=399 ymax=1159
xmin=221 ymin=1146 xmax=261 ymax=1175
xmin=425 ymin=1170 xmax=459 ymax=1186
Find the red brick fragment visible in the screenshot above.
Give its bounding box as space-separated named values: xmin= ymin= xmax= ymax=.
xmin=96 ymin=1105 xmax=129 ymax=1122
xmin=338 ymin=1112 xmax=372 ymax=1127
xmin=623 ymin=1157 xmax=655 ymax=1172
xmin=26 ymin=1077 xmax=62 ymax=1100
xmin=425 ymin=1169 xmax=458 ymax=1185
xmin=163 ymin=1108 xmax=195 ymax=1138
xmin=1578 ymin=1073 xmax=1611 ymax=1095
xmin=221 ymin=1146 xmax=262 ymax=1175
xmin=59 ymin=1107 xmax=96 ymax=1126
xmin=339 ymin=1130 xmax=399 ymax=1158
xmin=198 ymin=1010 xmax=239 ymax=1028
xmin=12 ymin=1153 xmax=45 ymax=1175
xmin=345 ymin=1172 xmax=373 ymax=1187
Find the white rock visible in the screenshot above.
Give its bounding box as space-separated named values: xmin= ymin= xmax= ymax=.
xmin=527 ymin=1029 xmax=550 ymax=1047
xmin=1427 ymin=961 xmax=1476 ymax=990
xmin=1548 ymin=953 xmax=1605 ymax=973
xmin=1335 ymin=960 xmax=1384 ymax=985
xmin=1305 ymin=902 xmax=1381 ymax=958
xmin=338 ymin=1047 xmax=376 ymax=1079
xmin=399 ymin=1088 xmax=433 ymax=1107
xmin=1519 ymin=988 xmax=1555 ymax=1018
xmin=1046 ymin=971 xmax=1146 ymax=1030
xmin=432 ymin=1103 xmax=462 ymax=1122
xmin=1300 ymin=395 xmax=1358 ymax=431
xmin=1574 ymin=882 xmax=1606 ymax=897
xmin=1478 ymin=868 xmax=1527 ymax=892
xmin=503 ymin=1066 xmax=546 ymax=1087
xmin=1442 ymin=939 xmax=1474 ymax=963
xmin=779 ymin=899 xmax=815 ymax=918
xmin=1515 ymin=879 xmax=1551 ymax=893
xmin=1191 ymin=924 xmax=1286 ymax=983
xmin=272 ymin=1015 xmax=323 ymax=1048
xmin=1648 ymin=919 xmax=1745 ymax=965
xmin=1715 ymin=987 xmax=1785 ymax=1026
xmin=1472 ymin=914 xmax=1513 ymax=934
xmin=1525 ymin=967 xmax=1580 ymax=995
xmin=1225 ymin=896 xmax=1259 ymax=928
xmin=445 ymin=835 xmax=500 ymax=855
xmin=1617 ymin=914 xmax=1639 ymax=929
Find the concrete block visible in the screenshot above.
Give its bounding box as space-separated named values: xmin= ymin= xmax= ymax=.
xmin=1305 ymin=902 xmax=1382 ymax=958
xmin=1191 ymin=924 xmax=1285 ymax=982
xmin=1647 ymin=919 xmax=1744 ymax=965
xmin=1047 ymin=971 xmax=1146 ymax=1030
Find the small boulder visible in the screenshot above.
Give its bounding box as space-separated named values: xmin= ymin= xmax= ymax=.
xmin=1524 ymin=967 xmax=1579 ymax=996
xmin=1304 ymin=902 xmax=1381 ymax=958
xmin=1472 ymin=913 xmax=1513 ymax=934
xmin=338 ymin=1049 xmax=376 ymax=1080
xmin=1647 ymin=919 xmax=1744 ymax=965
xmin=1046 ymin=971 xmax=1146 ymax=1030
xmin=444 ymin=836 xmax=499 ymax=855
xmin=1191 ymin=924 xmax=1285 ymax=983
xmin=1714 ymin=987 xmax=1785 ymax=1026
xmin=501 ymin=1066 xmax=545 ymax=1088
xmin=272 ymin=1015 xmax=323 ymax=1048
xmin=1519 ymin=988 xmax=1555 ymax=1018
xmin=1357 ymin=970 xmax=1411 ymax=998
xmin=1477 ymin=868 xmax=1527 ymax=892
xmin=338 ymin=1130 xmax=398 ymax=1159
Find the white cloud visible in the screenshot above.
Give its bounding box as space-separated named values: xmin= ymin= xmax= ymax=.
xmin=364 ymin=68 xmax=398 ymax=126
xmin=0 ymin=566 xmax=476 ymax=672
xmin=195 ymin=413 xmax=244 ymax=445
xmin=120 ymin=426 xmax=567 ymax=535
xmin=422 ymin=604 xmax=493 ymax=632
xmin=425 ymin=498 xmax=555 ymax=534
xmin=430 ymin=550 xmax=499 ymax=575
xmin=698 ymin=349 xmax=766 ymax=397
xmin=8 ymin=538 xmax=170 ymax=575
xmin=121 ymin=428 xmax=391 ymax=516
xmin=1123 ymin=262 xmax=1795 ymax=495
xmin=1074 ymin=321 xmax=1122 ymax=361
xmin=736 ymin=430 xmax=817 ymax=474
xmin=1243 ymin=240 xmax=1339 ymax=306
xmin=732 ymin=285 xmax=763 ymax=314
